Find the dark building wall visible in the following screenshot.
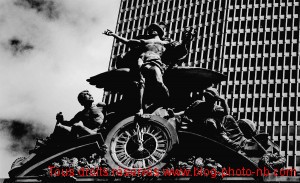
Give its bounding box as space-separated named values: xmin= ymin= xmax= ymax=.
xmin=104 ymin=0 xmax=300 ymax=170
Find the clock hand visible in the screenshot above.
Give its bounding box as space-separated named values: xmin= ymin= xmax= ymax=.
xmin=136 ymin=123 xmax=144 ymax=151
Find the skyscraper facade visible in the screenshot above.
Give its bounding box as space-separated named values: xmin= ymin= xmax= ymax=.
xmin=104 ymin=0 xmax=300 ymax=170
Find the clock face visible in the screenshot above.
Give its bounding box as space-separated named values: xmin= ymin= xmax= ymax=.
xmin=105 ymin=116 xmax=177 ymax=170
xmin=111 ymin=123 xmax=168 ymax=169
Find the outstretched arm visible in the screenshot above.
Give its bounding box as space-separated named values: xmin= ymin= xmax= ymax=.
xmin=73 ymin=122 xmax=98 ymax=135
xmin=103 ymin=29 xmax=141 ymax=45
xmin=103 ymin=29 xmax=129 ymax=43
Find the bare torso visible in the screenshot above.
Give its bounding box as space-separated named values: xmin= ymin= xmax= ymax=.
xmin=139 ymin=38 xmax=170 ymax=62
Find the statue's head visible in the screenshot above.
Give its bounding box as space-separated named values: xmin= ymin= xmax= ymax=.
xmin=78 ymin=90 xmax=94 ymax=106
xmin=236 ymin=119 xmax=257 ymax=139
xmin=203 ymin=87 xmax=219 ymax=103
xmin=146 ymin=23 xmax=165 ymax=38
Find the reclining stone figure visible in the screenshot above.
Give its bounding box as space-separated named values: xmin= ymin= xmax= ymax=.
xmin=173 ymin=87 xmax=251 ymax=151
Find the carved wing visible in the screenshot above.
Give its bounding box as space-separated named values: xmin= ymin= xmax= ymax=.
xmin=87 ymin=68 xmax=135 ymax=91
xmin=164 ymin=67 xmax=227 ymax=91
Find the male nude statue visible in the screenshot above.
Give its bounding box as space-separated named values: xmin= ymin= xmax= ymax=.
xmin=53 ymin=90 xmax=106 ymax=139
xmin=104 ymin=23 xmax=171 ymax=115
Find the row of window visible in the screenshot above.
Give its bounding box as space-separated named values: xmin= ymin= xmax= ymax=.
xmin=188 ymin=43 xmax=298 ymax=67
xmin=229 ymin=0 xmax=298 ymax=6
xmin=270 ymin=125 xmax=300 ymax=136
xmin=226 ymin=96 xmax=300 ymax=109
xmin=230 ymin=108 xmax=300 ymax=124
xmin=280 ymin=141 xmax=300 ymax=153
xmin=227 ymin=19 xmax=299 ymax=30
xmin=121 ymin=0 xmax=225 ymax=12
xmin=121 ymin=0 xmax=299 ymax=13
xmin=228 ymin=4 xmax=298 ymax=17
xmin=260 ymin=126 xmax=300 ymax=138
xmin=225 ymin=32 xmax=299 ymax=42
xmin=225 ymin=70 xmax=299 ymax=80
xmin=222 ymin=82 xmax=300 ymax=110
xmin=187 ymin=47 xmax=299 ymax=66
xmin=192 ymin=44 xmax=298 ymax=58
xmin=224 ymin=44 xmax=299 ymax=55
xmin=222 ymin=57 xmax=299 ymax=67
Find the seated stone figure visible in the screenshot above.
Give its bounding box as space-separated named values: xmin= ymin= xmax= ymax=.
xmin=51 ymin=90 xmax=106 ymax=142
xmin=9 ymin=90 xmax=106 ymax=175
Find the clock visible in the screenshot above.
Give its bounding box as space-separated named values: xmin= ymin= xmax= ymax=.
xmin=104 ymin=115 xmax=178 ymax=170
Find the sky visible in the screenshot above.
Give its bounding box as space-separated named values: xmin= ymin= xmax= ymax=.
xmin=0 ymin=0 xmax=120 ymax=178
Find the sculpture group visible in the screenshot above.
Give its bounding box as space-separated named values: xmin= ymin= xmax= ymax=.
xmin=8 ymin=23 xmax=285 ymax=180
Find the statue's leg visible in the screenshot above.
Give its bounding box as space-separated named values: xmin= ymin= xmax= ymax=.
xmin=152 ymin=65 xmax=170 ymax=107
xmin=136 ymin=76 xmax=145 ymax=116
xmin=50 ymin=125 xmax=72 ymax=141
xmin=140 ymin=63 xmax=169 ymax=110
xmin=135 ymin=58 xmax=145 ymax=115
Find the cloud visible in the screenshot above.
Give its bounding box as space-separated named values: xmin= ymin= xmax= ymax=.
xmin=0 ymin=119 xmax=47 ymax=155
xmin=14 ymin=0 xmax=60 ymax=19
xmin=3 ymin=37 xmax=34 ymax=56
xmin=0 ymin=119 xmax=48 ymax=178
xmin=0 ymin=0 xmax=120 ymax=178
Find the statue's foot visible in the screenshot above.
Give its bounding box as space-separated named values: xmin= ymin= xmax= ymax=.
xmin=10 ymin=157 xmax=27 ymax=170
xmin=9 ymin=153 xmax=37 ymax=177
xmin=136 ymin=109 xmax=143 ymax=117
xmin=135 ymin=109 xmax=151 ymax=119
xmin=9 ymin=157 xmax=27 ymax=177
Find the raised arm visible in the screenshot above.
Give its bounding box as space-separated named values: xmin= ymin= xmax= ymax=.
xmin=182 ymin=27 xmax=197 ymax=45
xmin=103 ymin=29 xmax=141 ymax=45
xmin=217 ymin=97 xmax=230 ymax=115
